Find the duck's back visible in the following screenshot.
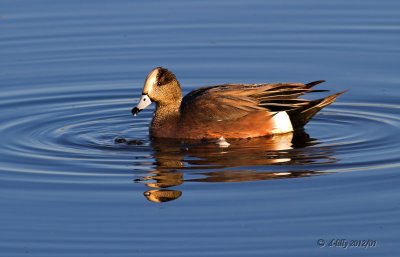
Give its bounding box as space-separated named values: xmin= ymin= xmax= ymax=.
xmin=176 ymin=82 xmax=344 ymax=139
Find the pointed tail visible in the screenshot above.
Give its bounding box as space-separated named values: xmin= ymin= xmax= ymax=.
xmin=288 ymin=90 xmax=346 ymax=129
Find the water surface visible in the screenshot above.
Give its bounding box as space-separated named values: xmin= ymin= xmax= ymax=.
xmin=1 ymin=0 xmax=400 ymax=256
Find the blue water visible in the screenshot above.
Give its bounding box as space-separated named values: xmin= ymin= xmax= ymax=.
xmin=1 ymin=0 xmax=400 ymax=256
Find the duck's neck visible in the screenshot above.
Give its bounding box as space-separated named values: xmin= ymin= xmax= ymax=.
xmin=150 ymin=100 xmax=182 ymax=136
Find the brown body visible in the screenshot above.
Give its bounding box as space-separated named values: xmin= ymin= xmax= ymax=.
xmin=150 ymin=110 xmax=275 ymax=139
xmin=132 ymin=67 xmax=345 ymax=139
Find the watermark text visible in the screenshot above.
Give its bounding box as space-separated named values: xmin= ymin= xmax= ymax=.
xmin=317 ymin=239 xmax=377 ymax=249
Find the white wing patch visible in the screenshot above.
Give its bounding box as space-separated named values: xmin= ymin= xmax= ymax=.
xmin=271 ymin=111 xmax=294 ymax=134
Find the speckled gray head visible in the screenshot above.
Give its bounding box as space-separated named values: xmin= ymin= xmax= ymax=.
xmin=132 ymin=67 xmax=181 ymax=116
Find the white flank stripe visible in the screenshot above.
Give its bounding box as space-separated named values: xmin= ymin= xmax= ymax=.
xmin=271 ymin=111 xmax=294 ymax=134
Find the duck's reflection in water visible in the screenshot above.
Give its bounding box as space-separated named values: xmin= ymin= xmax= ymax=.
xmin=135 ymin=131 xmax=336 ymax=203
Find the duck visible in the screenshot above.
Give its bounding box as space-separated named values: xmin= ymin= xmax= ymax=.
xmin=132 ymin=67 xmax=345 ymax=139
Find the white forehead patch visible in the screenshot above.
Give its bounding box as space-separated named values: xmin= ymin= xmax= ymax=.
xmin=143 ymin=68 xmax=159 ymax=93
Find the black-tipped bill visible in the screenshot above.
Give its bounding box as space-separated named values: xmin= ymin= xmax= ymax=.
xmin=131 ymin=107 xmax=141 ymax=116
xmin=132 ymin=94 xmax=152 ymax=116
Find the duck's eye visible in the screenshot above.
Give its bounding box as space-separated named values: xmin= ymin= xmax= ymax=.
xmin=157 ymin=82 xmax=162 ymax=86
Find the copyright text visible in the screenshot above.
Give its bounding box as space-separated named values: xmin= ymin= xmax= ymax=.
xmin=317 ymin=239 xmax=377 ymax=249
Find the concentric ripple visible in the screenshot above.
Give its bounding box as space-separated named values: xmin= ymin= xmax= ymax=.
xmin=1 ymin=84 xmax=399 ymax=185
xmin=0 ymin=85 xmax=151 ymax=182
xmin=309 ymin=102 xmax=400 ymax=171
xmin=1 ymin=1 xmax=400 ymax=256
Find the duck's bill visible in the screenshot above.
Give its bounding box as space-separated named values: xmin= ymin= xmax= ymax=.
xmin=132 ymin=94 xmax=152 ymax=116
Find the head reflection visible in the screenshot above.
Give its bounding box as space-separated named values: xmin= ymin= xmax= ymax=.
xmin=135 ymin=131 xmax=336 ymax=203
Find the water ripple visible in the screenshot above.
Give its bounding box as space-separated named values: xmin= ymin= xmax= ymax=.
xmin=0 ymin=84 xmax=399 ymax=186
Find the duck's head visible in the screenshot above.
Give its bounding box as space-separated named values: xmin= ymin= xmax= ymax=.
xmin=132 ymin=67 xmax=182 ymax=116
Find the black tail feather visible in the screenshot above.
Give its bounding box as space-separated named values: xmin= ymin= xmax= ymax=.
xmin=306 ymin=80 xmax=326 ymax=88
xmin=287 ymin=90 xmax=346 ymax=129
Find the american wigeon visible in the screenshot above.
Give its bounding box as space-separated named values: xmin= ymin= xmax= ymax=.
xmin=132 ymin=67 xmax=345 ymax=139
